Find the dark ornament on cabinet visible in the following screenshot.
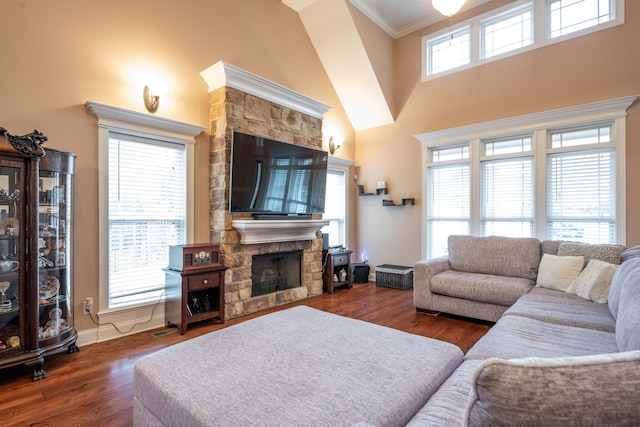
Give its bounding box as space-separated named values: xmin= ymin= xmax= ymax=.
xmin=0 ymin=127 xmax=47 ymax=158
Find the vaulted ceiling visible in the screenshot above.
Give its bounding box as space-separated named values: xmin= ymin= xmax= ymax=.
xmin=283 ymin=0 xmax=491 ymax=130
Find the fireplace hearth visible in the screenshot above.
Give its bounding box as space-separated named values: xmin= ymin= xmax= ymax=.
xmin=252 ymin=250 xmax=302 ymax=297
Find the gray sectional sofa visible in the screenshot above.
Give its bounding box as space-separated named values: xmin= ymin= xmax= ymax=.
xmin=133 ymin=235 xmax=640 ymax=426
xmin=410 ymin=235 xmax=640 ymax=425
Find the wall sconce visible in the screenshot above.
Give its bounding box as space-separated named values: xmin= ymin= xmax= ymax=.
xmin=328 ymin=136 xmax=342 ymax=155
xmin=143 ymin=85 xmax=160 ymax=113
xmin=432 ymin=0 xmax=467 ymax=17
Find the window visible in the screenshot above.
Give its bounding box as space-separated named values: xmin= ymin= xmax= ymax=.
xmin=418 ymin=96 xmax=634 ymax=259
xmin=481 ymin=136 xmax=534 ymax=237
xmin=427 ymin=26 xmax=471 ymax=75
xmin=107 ymin=134 xmax=186 ymax=308
xmin=322 ymin=168 xmax=347 ymax=247
xmin=427 ymin=146 xmax=470 ymax=258
xmin=547 ymin=126 xmax=615 ymax=242
xmin=549 ymin=0 xmax=614 ymax=38
xmin=423 ymin=0 xmax=623 ymax=80
xmin=481 ymin=5 xmax=533 ymax=59
xmin=322 ymin=157 xmax=353 ymax=249
xmin=87 ymin=101 xmax=201 ymax=334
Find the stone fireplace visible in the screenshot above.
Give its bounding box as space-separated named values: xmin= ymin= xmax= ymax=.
xmin=200 ymin=61 xmax=332 ymax=320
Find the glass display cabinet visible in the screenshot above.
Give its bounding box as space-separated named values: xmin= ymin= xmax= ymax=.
xmin=0 ymin=157 xmax=31 ymax=368
xmin=0 ymin=128 xmax=76 ymax=380
xmin=37 ymin=149 xmax=77 ymax=368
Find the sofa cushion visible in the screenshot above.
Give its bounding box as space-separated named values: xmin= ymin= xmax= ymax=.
xmin=616 ymin=265 xmax=640 ymax=351
xmin=620 ymin=245 xmax=640 ymax=263
xmin=608 ymin=257 xmax=640 ymax=320
xmin=503 ymin=287 xmax=616 ymax=332
xmin=566 ymin=259 xmax=618 ymax=303
xmin=431 ymin=270 xmax=535 ymax=307
xmin=540 ymin=239 xmax=561 ymax=255
xmin=465 ymin=315 xmax=618 ymax=361
xmin=558 ymin=242 xmax=624 ymax=266
xmin=407 ymin=360 xmax=483 ymax=427
xmin=464 ymin=351 xmax=640 ymax=427
xmin=448 ymin=235 xmax=540 ymax=280
xmin=536 ymin=254 xmax=584 ymax=291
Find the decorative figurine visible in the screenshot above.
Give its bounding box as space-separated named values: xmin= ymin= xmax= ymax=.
xmin=0 ymin=280 xmax=11 ymax=312
xmin=39 ymin=307 xmax=67 ymax=339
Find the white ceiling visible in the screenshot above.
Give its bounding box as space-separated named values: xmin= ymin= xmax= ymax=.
xmin=349 ymin=0 xmax=491 ymax=38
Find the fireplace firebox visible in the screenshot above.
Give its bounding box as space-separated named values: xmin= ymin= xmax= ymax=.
xmin=252 ymin=250 xmax=302 ymax=297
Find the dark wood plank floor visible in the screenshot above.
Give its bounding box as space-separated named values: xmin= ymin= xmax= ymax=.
xmin=0 ymin=283 xmax=491 ymax=426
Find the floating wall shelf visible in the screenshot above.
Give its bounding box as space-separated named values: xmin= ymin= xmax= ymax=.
xmin=382 ymin=198 xmax=416 ymax=207
xmin=358 ymin=185 xmax=388 ymax=196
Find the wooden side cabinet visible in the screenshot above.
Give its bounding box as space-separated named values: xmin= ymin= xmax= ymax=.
xmin=164 ymin=244 xmax=226 ymax=335
xmin=322 ymin=249 xmax=353 ymax=293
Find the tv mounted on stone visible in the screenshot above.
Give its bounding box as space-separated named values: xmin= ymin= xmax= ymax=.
xmin=229 ymin=131 xmax=328 ymax=219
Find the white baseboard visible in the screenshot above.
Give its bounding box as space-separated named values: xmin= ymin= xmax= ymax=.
xmin=76 ymin=303 xmax=166 ymax=347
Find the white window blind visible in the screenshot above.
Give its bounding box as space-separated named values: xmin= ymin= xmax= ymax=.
xmin=549 ymin=0 xmax=613 ymax=38
xmin=482 ymin=4 xmax=533 ymax=59
xmin=428 ymin=26 xmax=471 ymax=75
xmin=322 ymin=169 xmax=346 ymax=247
xmin=482 ymin=157 xmax=534 ymax=237
xmin=427 ymin=161 xmax=470 ymax=258
xmin=481 ymin=136 xmax=534 ymax=237
xmin=547 ymin=147 xmax=615 ymax=243
xmin=108 ymin=133 xmax=186 ymax=308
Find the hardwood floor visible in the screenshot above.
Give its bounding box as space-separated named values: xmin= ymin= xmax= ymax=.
xmin=0 ymin=283 xmax=491 ymax=426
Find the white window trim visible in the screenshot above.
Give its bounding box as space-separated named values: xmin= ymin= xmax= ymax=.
xmin=327 ymin=156 xmax=354 ymax=249
xmin=422 ymin=0 xmax=625 ymax=81
xmin=415 ymin=95 xmax=636 ymax=259
xmin=85 ymin=101 xmax=203 ymax=342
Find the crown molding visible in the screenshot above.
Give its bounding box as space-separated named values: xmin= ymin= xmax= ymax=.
xmin=200 ymin=61 xmax=332 ymax=120
xmin=85 ymin=101 xmax=205 ymax=143
xmin=415 ymin=96 xmax=638 ymax=146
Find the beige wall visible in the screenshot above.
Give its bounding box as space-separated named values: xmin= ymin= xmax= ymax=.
xmin=0 ymin=0 xmax=351 ymax=332
xmin=1 ymin=0 xmax=638 ymax=334
xmin=353 ymin=0 xmax=640 ymax=269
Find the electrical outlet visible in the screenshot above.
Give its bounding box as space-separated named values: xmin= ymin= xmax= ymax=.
xmin=83 ymin=297 xmax=93 ymax=314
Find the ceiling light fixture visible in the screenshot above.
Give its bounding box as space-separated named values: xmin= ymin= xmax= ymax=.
xmin=432 ymin=0 xmax=467 ymax=17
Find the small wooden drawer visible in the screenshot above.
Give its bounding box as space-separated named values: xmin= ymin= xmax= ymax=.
xmin=332 ymin=254 xmax=349 ymax=267
xmin=187 ymin=272 xmax=221 ymax=291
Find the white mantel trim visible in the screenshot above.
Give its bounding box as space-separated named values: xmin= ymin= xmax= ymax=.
xmin=232 ymin=219 xmax=330 ymax=244
xmin=200 ymin=61 xmax=332 ymax=119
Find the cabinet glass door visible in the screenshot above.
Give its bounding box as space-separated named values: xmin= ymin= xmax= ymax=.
xmin=38 ymin=170 xmax=73 ymax=345
xmin=0 ymin=163 xmax=24 ymax=355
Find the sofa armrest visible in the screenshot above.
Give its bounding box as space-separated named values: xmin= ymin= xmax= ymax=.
xmin=413 ymin=256 xmax=451 ymax=311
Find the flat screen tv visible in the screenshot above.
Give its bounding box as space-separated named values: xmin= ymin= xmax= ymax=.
xmin=229 ymin=131 xmax=328 ymax=217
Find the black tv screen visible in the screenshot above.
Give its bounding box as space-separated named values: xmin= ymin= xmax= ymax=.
xmin=230 ymin=132 xmax=328 ymax=216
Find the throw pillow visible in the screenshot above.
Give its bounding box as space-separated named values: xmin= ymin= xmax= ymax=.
xmin=566 ymin=259 xmax=618 ymax=303
xmin=464 ymin=351 xmax=640 ymax=427
xmin=557 ymin=242 xmax=624 ymax=266
xmin=536 ymin=254 xmax=584 ymax=291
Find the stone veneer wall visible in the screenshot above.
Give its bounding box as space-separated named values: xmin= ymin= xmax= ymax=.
xmin=208 ymin=86 xmax=325 ymax=320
